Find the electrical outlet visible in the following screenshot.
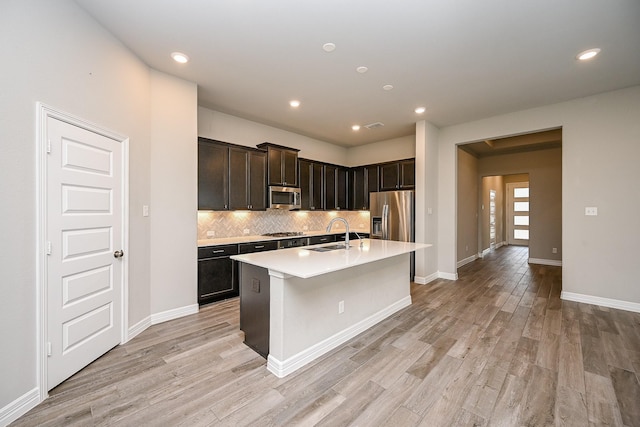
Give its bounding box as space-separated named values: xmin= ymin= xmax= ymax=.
xmin=552 ymin=248 xmax=558 ymax=254
xmin=303 ymin=225 xmax=308 ymax=231
xmin=206 ymin=230 xmax=215 ymax=237
xmin=338 ymin=300 xmax=344 ymax=314
xmin=243 ymin=229 xmax=250 ymax=235
xmin=585 ymin=207 xmax=598 ymax=216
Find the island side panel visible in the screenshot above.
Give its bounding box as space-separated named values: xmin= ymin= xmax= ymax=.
xmin=239 ymin=263 xmax=271 ymax=358
xmin=268 ymin=254 xmax=411 ymax=375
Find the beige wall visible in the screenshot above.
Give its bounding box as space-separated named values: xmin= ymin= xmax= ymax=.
xmin=479 ymin=149 xmax=562 ymax=261
xmin=346 ymin=135 xmax=415 ymax=167
xmin=456 ymin=149 xmax=479 ymax=262
xmin=198 ymin=107 xmax=348 ymax=165
xmin=437 ymin=86 xmax=640 ymax=305
xmin=150 ymin=71 xmax=198 ymax=315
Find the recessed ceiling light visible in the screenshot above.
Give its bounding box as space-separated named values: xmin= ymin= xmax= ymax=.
xmin=356 ymin=66 xmax=368 ymax=74
xmin=352 ymin=125 xmax=361 ymax=131
xmin=415 ymin=107 xmax=426 ymax=114
xmin=171 ymin=52 xmax=189 ymax=64
xmin=382 ymin=85 xmax=394 ymax=91
xmin=576 ymin=48 xmax=601 ymax=61
xmin=289 ymin=100 xmax=300 ymax=108
xmin=322 ymin=43 xmax=336 ymax=52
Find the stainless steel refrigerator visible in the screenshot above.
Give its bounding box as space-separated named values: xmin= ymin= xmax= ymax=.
xmin=370 ymin=190 xmax=415 ymax=279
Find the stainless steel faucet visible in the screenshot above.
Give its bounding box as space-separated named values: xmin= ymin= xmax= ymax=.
xmin=326 ymin=217 xmax=350 ymax=249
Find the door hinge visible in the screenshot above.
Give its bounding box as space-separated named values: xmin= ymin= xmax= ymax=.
xmin=46 ymin=241 xmax=52 ymax=255
xmin=46 ymin=139 xmax=51 ymax=154
xmin=47 ymin=342 xmax=52 ymax=357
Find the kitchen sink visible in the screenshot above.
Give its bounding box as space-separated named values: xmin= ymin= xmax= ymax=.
xmin=309 ymin=244 xmax=349 ymax=252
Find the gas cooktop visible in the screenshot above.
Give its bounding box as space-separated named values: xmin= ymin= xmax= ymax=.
xmin=262 ymin=232 xmax=305 ymax=237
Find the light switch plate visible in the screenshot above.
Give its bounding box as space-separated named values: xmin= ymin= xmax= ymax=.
xmin=585 ymin=207 xmax=598 ymax=216
xmin=142 ymin=205 xmax=149 ymax=217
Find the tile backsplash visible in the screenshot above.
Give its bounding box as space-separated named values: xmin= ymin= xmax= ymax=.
xmin=197 ymin=210 xmax=370 ymax=239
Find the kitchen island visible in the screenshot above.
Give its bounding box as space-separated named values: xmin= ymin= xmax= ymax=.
xmin=231 ymin=238 xmax=430 ymax=377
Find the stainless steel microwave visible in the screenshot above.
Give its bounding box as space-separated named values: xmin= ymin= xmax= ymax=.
xmin=268 ymin=186 xmax=301 ymax=210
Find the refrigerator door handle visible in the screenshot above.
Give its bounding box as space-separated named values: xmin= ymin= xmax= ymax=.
xmin=382 ymin=204 xmax=389 ymax=240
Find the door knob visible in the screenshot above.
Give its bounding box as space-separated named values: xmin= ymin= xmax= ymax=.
xmin=114 ymin=250 xmax=124 ymax=259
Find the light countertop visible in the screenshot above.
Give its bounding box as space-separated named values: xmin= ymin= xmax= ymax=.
xmin=231 ymin=238 xmax=430 ymax=279
xmin=197 ymin=229 xmax=370 ymax=247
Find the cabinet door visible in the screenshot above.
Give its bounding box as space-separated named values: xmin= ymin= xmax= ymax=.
xmin=249 ymin=151 xmax=266 ymax=210
xmin=228 ymin=147 xmax=249 ymax=210
xmin=267 ymin=147 xmax=283 ymax=186
xmin=336 ymin=167 xmax=349 ymax=210
xmin=299 ymin=159 xmax=312 ymax=210
xmin=198 ymin=141 xmax=228 ymax=210
xmin=351 ymin=167 xmax=366 ymax=210
xmin=283 ymin=150 xmax=298 ymax=186
xmin=324 ymin=165 xmax=337 ymax=210
xmin=198 ymin=257 xmax=236 ymax=304
xmin=311 ymin=162 xmax=324 ymax=210
xmin=400 ymin=159 xmax=415 ymax=189
xmin=366 ymin=165 xmax=379 ymax=194
xmin=380 ymin=162 xmax=400 ymax=191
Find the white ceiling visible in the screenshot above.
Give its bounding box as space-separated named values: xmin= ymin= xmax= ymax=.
xmin=74 ymin=0 xmax=640 ymax=147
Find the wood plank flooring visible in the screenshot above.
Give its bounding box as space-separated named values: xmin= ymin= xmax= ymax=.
xmin=13 ymin=246 xmax=640 ymax=426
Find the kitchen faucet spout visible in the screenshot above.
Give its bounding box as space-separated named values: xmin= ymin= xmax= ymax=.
xmin=326 ymin=217 xmax=350 ymax=249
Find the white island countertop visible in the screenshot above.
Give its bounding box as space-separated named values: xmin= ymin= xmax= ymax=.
xmin=231 ymin=238 xmax=430 ymax=279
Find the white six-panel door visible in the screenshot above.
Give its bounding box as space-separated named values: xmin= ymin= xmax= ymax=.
xmin=46 ymin=116 xmax=123 ymax=390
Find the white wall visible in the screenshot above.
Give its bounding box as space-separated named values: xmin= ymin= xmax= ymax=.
xmin=457 ymin=149 xmax=479 ymax=262
xmin=346 ymin=135 xmax=415 ymax=167
xmin=150 ymin=71 xmax=198 ymax=317
xmin=437 ymin=85 xmax=640 ymax=306
xmin=198 ymin=107 xmax=348 ymax=165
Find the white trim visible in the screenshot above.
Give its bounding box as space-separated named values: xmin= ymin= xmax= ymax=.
xmin=528 ymin=258 xmax=562 ymax=266
xmin=0 ymin=387 xmax=40 ymax=426
xmin=36 ymin=102 xmax=129 ymax=399
xmin=127 ymin=316 xmax=152 ymax=342
xmin=457 ymin=254 xmax=478 ymax=268
xmin=267 ymin=296 xmax=411 ymax=378
xmin=414 ymin=271 xmax=439 ymax=285
xmin=561 ymin=291 xmax=640 ymax=314
xmin=495 ymin=241 xmax=506 ymax=249
xmin=438 ymin=271 xmax=458 ymax=280
xmin=150 ymin=304 xmax=199 ymax=325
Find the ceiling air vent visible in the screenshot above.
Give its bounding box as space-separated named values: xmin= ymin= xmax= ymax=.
xmin=363 ymin=122 xmax=385 ymax=130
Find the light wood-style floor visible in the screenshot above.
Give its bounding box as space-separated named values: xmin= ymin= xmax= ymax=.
xmin=14 ymin=246 xmax=640 ymax=426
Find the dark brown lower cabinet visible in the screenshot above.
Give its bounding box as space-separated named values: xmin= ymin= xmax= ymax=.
xmin=197 ymin=244 xmax=239 ymax=305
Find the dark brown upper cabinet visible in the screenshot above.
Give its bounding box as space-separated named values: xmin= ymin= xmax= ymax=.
xmin=299 ymin=159 xmax=324 ymax=210
xmin=228 ymin=147 xmax=266 ymax=210
xmin=350 ymin=165 xmax=379 ymax=210
xmin=379 ymin=159 xmax=415 ymax=191
xmin=198 ymin=139 xmax=229 ymax=210
xmin=257 ymin=143 xmax=299 ymax=187
xmin=324 ymin=164 xmax=349 ymax=210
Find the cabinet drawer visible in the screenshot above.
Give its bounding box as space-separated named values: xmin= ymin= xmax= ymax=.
xmin=198 ymin=244 xmax=239 ymax=259
xmin=238 ymin=241 xmax=279 ymax=254
xmin=308 ymin=235 xmax=336 ymax=245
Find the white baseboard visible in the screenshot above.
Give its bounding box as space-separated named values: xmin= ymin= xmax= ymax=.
xmin=528 ymin=258 xmax=562 ymax=266
xmin=414 ymin=271 xmax=439 ymax=285
xmin=457 ymin=254 xmax=478 ymax=268
xmin=150 ymin=304 xmax=199 ymax=325
xmin=438 ymin=271 xmax=458 ymax=280
xmin=561 ymin=291 xmax=640 ymax=314
xmin=0 ymin=387 xmax=40 ymax=426
xmin=495 ymin=241 xmax=506 ymax=249
xmin=267 ymin=296 xmax=412 ymax=378
xmin=127 ymin=315 xmax=152 ymax=342
xmin=127 ymin=304 xmax=199 ymax=342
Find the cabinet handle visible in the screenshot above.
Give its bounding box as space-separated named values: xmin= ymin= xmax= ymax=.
xmin=212 ymin=249 xmax=224 ymax=254
xmin=255 ymin=245 xmax=264 ymax=249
